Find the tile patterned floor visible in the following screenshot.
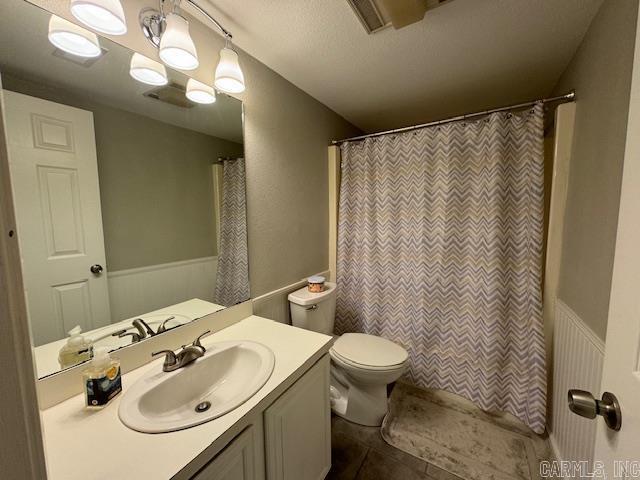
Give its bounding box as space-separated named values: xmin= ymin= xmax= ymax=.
xmin=328 ymin=414 xmax=463 ymax=480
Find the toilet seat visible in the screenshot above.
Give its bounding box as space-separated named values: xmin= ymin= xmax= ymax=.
xmin=330 ymin=333 xmax=408 ymax=370
xmin=330 ymin=349 xmax=406 ymax=372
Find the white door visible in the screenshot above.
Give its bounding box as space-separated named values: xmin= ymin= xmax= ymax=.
xmin=592 ymin=12 xmax=640 ymax=478
xmin=2 ymin=90 xmax=110 ymax=346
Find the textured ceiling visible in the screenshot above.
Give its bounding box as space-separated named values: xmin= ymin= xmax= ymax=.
xmin=192 ymin=0 xmax=603 ymax=133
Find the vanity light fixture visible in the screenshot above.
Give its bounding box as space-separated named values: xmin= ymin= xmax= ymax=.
xmin=186 ymin=78 xmax=216 ymax=104
xmin=139 ymin=0 xmax=246 ymax=93
xmin=159 ymin=12 xmax=199 ymax=70
xmin=130 ymin=53 xmax=168 ymax=86
xmin=70 ymin=0 xmax=127 ymax=36
xmin=215 ymin=40 xmax=245 ymax=94
xmin=48 ymin=15 xmax=102 ymax=58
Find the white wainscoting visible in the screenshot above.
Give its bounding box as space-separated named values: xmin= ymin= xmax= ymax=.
xmin=252 ymin=270 xmax=331 ymax=324
xmin=107 ymin=256 xmax=217 ymax=321
xmin=549 ymin=299 xmax=605 ymax=471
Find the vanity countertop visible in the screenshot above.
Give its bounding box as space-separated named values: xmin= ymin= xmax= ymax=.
xmin=40 ymin=316 xmax=333 ymax=480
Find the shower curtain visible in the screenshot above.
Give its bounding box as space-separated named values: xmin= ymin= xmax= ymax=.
xmin=335 ymin=105 xmax=547 ymax=433
xmin=214 ymin=158 xmax=250 ymax=306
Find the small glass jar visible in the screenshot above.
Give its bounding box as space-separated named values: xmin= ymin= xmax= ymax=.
xmin=307 ymin=275 xmax=326 ymax=293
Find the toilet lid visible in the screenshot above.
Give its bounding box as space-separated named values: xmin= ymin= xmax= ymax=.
xmin=331 ymin=333 xmax=408 ymax=368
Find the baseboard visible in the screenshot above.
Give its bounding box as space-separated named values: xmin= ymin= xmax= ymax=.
xmin=547 ymin=434 xmax=566 ymax=479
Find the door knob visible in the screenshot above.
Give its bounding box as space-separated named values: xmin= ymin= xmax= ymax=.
xmin=568 ymin=389 xmax=622 ymax=431
xmin=90 ymin=264 xmax=104 ymax=275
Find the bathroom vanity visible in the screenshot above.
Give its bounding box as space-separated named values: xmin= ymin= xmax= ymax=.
xmin=0 ymin=2 xmax=332 ymax=479
xmin=40 ymin=316 xmax=333 ymax=479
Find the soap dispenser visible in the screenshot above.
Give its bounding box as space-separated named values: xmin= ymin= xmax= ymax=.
xmin=58 ymin=326 xmax=93 ymax=369
xmin=82 ymin=347 xmax=122 ymax=409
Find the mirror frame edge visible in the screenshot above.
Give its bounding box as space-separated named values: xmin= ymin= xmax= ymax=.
xmin=0 ymin=71 xmax=48 ymax=479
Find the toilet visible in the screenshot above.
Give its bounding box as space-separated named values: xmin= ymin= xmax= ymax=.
xmin=288 ymin=282 xmax=408 ymax=426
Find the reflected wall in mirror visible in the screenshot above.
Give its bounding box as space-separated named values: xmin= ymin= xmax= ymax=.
xmin=0 ymin=0 xmax=250 ymax=378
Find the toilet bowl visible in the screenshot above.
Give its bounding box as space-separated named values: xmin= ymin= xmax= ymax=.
xmin=288 ymin=282 xmax=408 ymax=426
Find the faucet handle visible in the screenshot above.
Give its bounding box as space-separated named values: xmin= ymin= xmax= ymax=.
xmin=151 ymin=349 xmax=178 ymax=369
xmin=116 ymin=331 xmax=142 ymax=343
xmin=193 ymin=330 xmax=211 ymax=349
xmin=156 ymin=316 xmax=176 ymax=334
xmin=111 ymin=328 xmax=127 ymax=338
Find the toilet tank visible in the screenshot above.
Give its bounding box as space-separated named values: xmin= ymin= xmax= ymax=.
xmin=288 ymin=282 xmax=336 ymax=335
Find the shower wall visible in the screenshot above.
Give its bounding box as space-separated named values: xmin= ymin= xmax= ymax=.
xmin=543 ymin=104 xmax=576 ymax=386
xmin=552 ymin=0 xmax=638 ymax=341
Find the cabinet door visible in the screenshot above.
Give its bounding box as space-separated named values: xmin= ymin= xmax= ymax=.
xmin=264 ymin=355 xmax=331 ymax=480
xmin=192 ymin=424 xmax=265 ymax=480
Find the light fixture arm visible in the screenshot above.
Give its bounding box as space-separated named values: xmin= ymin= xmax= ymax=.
xmin=140 ymin=0 xmax=234 ymax=49
xmin=138 ymin=0 xmax=245 ymax=93
xmin=184 ymin=0 xmax=233 ymax=40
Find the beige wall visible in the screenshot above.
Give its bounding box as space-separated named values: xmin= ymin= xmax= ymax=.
xmin=94 ymin=106 xmax=242 ymax=270
xmin=552 ymin=0 xmax=638 ymax=339
xmin=2 ymin=72 xmax=243 ymax=271
xmin=26 ymin=0 xmax=360 ymax=296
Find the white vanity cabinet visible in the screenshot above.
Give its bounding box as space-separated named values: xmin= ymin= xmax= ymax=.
xmin=264 ymin=356 xmax=331 ymax=480
xmin=187 ymin=355 xmax=331 ymax=480
xmin=40 ymin=317 xmax=334 ymax=480
xmin=191 ymin=423 xmax=265 ymax=480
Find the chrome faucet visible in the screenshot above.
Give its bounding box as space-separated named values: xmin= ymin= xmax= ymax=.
xmin=111 ymin=316 xmax=179 ymax=346
xmin=151 ymin=330 xmax=211 ymax=372
xmin=132 ymin=318 xmax=155 ymax=338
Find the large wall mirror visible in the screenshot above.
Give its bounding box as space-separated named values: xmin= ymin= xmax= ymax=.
xmin=0 ymin=0 xmax=250 ymax=378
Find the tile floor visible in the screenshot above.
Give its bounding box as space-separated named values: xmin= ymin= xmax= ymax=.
xmin=328 ymin=414 xmax=463 ymax=480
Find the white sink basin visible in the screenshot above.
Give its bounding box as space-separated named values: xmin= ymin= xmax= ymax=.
xmin=118 ymin=341 xmax=275 ymax=433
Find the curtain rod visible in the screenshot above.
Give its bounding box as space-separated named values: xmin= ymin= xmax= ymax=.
xmin=331 ymin=90 xmax=575 ymax=146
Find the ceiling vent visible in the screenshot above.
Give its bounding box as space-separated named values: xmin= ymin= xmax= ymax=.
xmin=346 ymin=0 xmax=389 ymax=34
xmin=143 ymin=82 xmax=195 ymax=109
xmin=347 ymin=0 xmax=454 ymax=33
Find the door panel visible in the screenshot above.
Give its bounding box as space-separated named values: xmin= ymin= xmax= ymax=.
xmin=52 ymin=280 xmax=93 ymax=334
xmin=264 ymin=356 xmax=331 ymax=480
xmin=191 ymin=424 xmax=265 ymax=480
xmin=2 ymin=90 xmax=110 ymax=346
xmin=31 ymin=114 xmax=75 ymax=152
xmin=593 ymin=11 xmax=640 ymax=476
xmin=38 ymin=166 xmax=85 ymax=257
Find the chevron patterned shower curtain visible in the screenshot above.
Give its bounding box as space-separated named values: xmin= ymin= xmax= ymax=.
xmin=335 ymin=104 xmax=547 ymax=433
xmin=214 ymin=158 xmax=250 ymax=306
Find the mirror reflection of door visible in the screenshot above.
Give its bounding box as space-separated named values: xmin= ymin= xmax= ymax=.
xmin=3 ymin=90 xmax=110 ymax=346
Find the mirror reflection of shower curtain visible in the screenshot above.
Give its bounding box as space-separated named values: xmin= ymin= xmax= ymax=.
xmin=214 ymin=158 xmax=250 ymax=306
xmin=336 ymin=104 xmax=547 ymax=434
